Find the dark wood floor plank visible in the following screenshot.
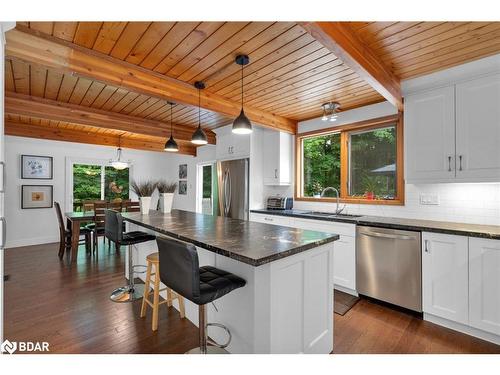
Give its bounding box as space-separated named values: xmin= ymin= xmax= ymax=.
xmin=4 ymin=241 xmax=500 ymax=354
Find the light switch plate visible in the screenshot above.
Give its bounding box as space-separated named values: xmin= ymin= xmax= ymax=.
xmin=420 ymin=194 xmax=439 ymax=205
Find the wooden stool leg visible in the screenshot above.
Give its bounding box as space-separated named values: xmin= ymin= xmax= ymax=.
xmin=178 ymin=294 xmax=186 ymax=319
xmin=140 ymin=261 xmax=152 ymax=318
xmin=166 ymin=289 xmax=173 ymax=307
xmin=152 ymin=263 xmax=161 ymax=331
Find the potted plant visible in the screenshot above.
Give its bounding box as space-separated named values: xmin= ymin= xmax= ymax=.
xmin=362 ymin=175 xmax=378 ymax=200
xmin=130 ymin=180 xmax=157 ymax=215
xmin=311 ymin=181 xmax=323 ymax=198
xmin=157 ymin=181 xmax=177 ymax=213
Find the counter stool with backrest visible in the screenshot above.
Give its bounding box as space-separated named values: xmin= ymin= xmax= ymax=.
xmin=140 ymin=252 xmax=186 ymax=331
xmin=105 ymin=209 xmax=156 ymax=302
xmin=157 ymin=237 xmax=246 ymax=354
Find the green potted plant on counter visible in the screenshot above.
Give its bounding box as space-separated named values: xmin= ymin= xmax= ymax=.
xmin=362 ymin=175 xmax=378 ymax=200
xmin=157 ymin=181 xmax=177 ymax=213
xmin=130 ymin=179 xmax=157 ymax=215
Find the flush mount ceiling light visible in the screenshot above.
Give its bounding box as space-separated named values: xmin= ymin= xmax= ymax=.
xmin=232 ymin=54 xmax=252 ymax=135
xmin=164 ymin=101 xmax=179 ymax=152
xmin=191 ymin=81 xmax=208 ymax=145
xmin=110 ymin=136 xmax=129 ymax=170
xmin=321 ymin=102 xmax=340 ymax=122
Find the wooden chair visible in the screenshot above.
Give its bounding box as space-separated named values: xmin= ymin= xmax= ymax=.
xmin=89 ymin=202 xmax=107 ymax=254
xmin=54 ymin=201 xmax=91 ymax=259
xmin=124 ymin=200 xmax=140 ymax=212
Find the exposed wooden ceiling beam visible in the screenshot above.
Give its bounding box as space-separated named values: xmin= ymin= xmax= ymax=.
xmin=299 ymin=22 xmax=403 ymax=110
xmin=5 ymin=92 xmax=216 ymax=144
xmin=5 ymin=120 xmax=197 ymax=156
xmin=6 ymin=27 xmax=297 ymax=134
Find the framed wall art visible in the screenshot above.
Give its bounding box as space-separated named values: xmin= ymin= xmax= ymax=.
xmin=178 ymin=181 xmax=187 ymax=195
xmin=21 ymin=185 xmax=54 ymax=209
xmin=179 ymin=164 xmax=187 ymax=179
xmin=21 ymin=155 xmax=53 ymax=179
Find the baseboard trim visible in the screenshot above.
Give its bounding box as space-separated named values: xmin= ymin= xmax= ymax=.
xmin=334 ymin=284 xmax=358 ymax=297
xmin=6 ymin=236 xmax=60 ymax=249
xmin=424 ymin=313 xmax=500 ymax=345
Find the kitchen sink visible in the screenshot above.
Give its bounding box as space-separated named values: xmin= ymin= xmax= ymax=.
xmin=302 ymin=211 xmax=362 ymax=218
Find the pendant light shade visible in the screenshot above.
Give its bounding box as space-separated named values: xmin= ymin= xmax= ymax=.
xmin=110 ymin=136 xmax=129 ymax=170
xmin=164 ymin=102 xmax=179 ymax=152
xmin=191 ymin=81 xmax=208 ymax=145
xmin=232 ymin=54 xmax=252 ymax=135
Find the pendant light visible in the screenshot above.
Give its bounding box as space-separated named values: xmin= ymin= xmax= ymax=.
xmin=321 ymin=102 xmax=340 ymax=122
xmin=164 ymin=101 xmax=179 ymax=152
xmin=110 ymin=135 xmax=129 ymax=170
xmin=191 ymin=81 xmax=208 ymax=145
xmin=232 ymin=54 xmax=252 ymax=135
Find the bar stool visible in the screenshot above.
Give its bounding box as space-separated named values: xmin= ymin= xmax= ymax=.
xmin=157 ymin=237 xmax=246 ymax=354
xmin=140 ymin=252 xmax=186 ymax=331
xmin=105 ymin=209 xmax=156 ymax=302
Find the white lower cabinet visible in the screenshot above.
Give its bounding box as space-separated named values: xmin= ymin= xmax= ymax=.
xmin=249 ymin=213 xmax=292 ymax=227
xmin=422 ymin=232 xmax=469 ymax=324
xmin=469 ymin=237 xmax=500 ymax=335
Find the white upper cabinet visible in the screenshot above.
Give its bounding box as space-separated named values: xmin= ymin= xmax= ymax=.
xmin=455 ymin=74 xmax=500 ymax=181
xmin=422 ymin=232 xmax=469 ymax=324
xmin=405 ymin=73 xmax=500 ymax=183
xmin=262 ymin=129 xmax=292 ymax=185
xmin=216 ymin=127 xmax=251 ymax=160
xmin=469 ymin=237 xmax=500 ymax=335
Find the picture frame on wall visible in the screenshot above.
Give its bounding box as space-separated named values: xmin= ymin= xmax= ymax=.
xmin=21 ymin=155 xmax=53 ymax=179
xmin=178 ymin=181 xmax=187 ymax=195
xmin=21 ymin=185 xmax=54 ymax=209
xmin=179 ymin=164 xmax=187 ymax=179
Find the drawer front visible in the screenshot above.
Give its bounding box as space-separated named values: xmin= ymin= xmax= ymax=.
xmin=293 ymin=218 xmax=356 ymax=237
xmin=250 ymin=213 xmax=291 ymax=227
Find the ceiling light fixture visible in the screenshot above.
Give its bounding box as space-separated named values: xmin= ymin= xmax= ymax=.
xmin=321 ymin=102 xmax=340 ymax=122
xmin=232 ymin=54 xmax=252 ymax=135
xmin=191 ymin=81 xmax=208 ymax=145
xmin=110 ymin=136 xmax=129 ymax=170
xmin=164 ymin=101 xmax=179 ymax=152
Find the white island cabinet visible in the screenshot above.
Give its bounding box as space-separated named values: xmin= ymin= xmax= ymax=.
xmin=125 ymin=210 xmax=337 ymax=354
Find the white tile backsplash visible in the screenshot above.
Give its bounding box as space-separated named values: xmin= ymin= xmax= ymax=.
xmin=264 ymin=183 xmax=500 ymax=226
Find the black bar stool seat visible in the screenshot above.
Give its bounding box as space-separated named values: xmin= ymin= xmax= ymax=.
xmin=157 ymin=236 xmax=246 ymax=354
xmin=105 ymin=209 xmax=156 ymax=303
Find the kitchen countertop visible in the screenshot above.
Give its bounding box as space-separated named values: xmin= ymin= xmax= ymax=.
xmin=250 ymin=209 xmax=500 ymax=240
xmin=123 ymin=210 xmax=339 ymax=266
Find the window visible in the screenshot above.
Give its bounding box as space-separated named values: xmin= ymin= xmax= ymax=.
xmin=196 ymin=163 xmax=217 ymax=215
xmin=296 ymin=115 xmax=404 ymax=205
xmin=72 ymin=163 xmax=129 ymax=211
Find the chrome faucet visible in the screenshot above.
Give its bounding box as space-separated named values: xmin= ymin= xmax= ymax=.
xmin=320 ymin=187 xmax=346 ymax=215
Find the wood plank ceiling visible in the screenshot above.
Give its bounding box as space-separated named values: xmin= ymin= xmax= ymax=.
xmin=5 ymin=21 xmax=500 ymax=154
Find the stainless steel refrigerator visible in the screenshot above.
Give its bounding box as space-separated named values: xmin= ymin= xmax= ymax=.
xmin=216 ymin=158 xmax=249 ymax=220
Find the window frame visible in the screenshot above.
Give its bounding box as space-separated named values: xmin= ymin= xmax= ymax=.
xmin=295 ymin=114 xmax=404 ymax=206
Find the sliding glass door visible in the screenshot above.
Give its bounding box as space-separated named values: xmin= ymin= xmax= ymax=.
xmin=197 ymin=163 xmax=217 ymax=215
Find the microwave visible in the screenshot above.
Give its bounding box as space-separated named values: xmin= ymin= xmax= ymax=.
xmin=266 ymin=196 xmax=293 ymax=210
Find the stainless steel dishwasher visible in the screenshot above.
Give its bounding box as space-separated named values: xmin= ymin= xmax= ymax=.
xmin=356 ymin=226 xmax=422 ymax=312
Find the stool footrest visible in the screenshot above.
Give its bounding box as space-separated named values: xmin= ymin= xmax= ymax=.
xmin=206 ymin=323 xmax=232 ymax=349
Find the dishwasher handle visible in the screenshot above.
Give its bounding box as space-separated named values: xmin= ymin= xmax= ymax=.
xmin=360 ymin=230 xmax=416 ymax=241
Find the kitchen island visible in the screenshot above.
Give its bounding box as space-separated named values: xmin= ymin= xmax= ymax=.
xmin=123 ymin=210 xmax=339 ymax=354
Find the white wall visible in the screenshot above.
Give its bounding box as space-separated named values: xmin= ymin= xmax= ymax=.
xmin=5 ymin=136 xmax=175 ymax=248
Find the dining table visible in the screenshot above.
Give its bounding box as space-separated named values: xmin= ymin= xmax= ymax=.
xmin=65 ymin=211 xmax=94 ymax=263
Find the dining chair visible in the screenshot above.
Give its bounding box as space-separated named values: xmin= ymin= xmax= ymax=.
xmin=88 ymin=202 xmax=107 ymax=255
xmin=54 ymin=201 xmax=91 ymax=259
xmin=124 ymin=200 xmax=140 ymax=212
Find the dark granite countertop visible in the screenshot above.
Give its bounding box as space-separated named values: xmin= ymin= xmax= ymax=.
xmin=250 ymin=209 xmax=500 ymax=240
xmin=123 ymin=210 xmax=339 ymax=267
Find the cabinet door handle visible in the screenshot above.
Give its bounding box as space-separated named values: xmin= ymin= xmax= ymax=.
xmin=0 ymin=217 xmax=6 ymax=249
xmin=448 ymin=156 xmax=452 ymax=172
xmin=0 ymin=161 xmax=5 ymax=193
xmin=424 ymin=239 xmax=430 ymax=253
xmin=459 ymin=155 xmax=463 ymax=171
xmin=264 ymin=217 xmax=273 ymax=221
xmin=274 ymin=169 xmax=278 ymax=179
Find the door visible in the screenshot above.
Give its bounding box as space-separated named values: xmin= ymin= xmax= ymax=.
xmin=196 ymin=163 xmax=217 ymax=215
xmin=405 ymin=86 xmax=456 ymax=182
xmin=456 ymin=74 xmax=500 ymax=181
xmin=469 ymin=237 xmax=500 ymax=335
xmin=217 ymin=159 xmax=249 ymax=220
xmin=422 ymin=232 xmax=468 ymax=324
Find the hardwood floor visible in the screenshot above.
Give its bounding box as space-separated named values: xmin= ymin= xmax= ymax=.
xmin=4 ymin=242 xmax=500 ymax=354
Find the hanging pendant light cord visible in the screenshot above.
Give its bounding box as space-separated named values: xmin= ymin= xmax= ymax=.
xmin=170 ymin=103 xmax=173 ymax=136
xmin=198 ymin=87 xmax=201 ymax=126
xmin=240 ymin=63 xmax=244 ymax=109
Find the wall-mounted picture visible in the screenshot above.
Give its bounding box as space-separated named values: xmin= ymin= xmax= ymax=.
xmin=179 ymin=164 xmax=187 ymax=179
xmin=21 ymin=185 xmax=53 ymax=209
xmin=21 ymin=155 xmax=53 ymax=179
xmin=178 ymin=181 xmax=187 ymax=195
